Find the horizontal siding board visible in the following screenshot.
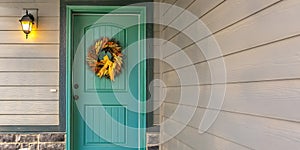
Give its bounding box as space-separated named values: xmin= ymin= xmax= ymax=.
xmin=166 ymin=34 xmax=300 ymax=75
xmin=168 ymin=32 xmax=193 ymax=50
xmin=161 ymin=40 xmax=181 ymax=59
xmin=159 ymin=0 xmax=177 ymax=17
xmin=165 ymin=124 xmax=250 ymax=150
xmin=0 ymin=2 xmax=59 ymax=17
xmin=162 ymin=27 xmax=178 ymax=43
xmin=164 ymin=86 xmax=202 ymax=107
xmin=226 ymin=36 xmax=300 ymax=82
xmin=0 ymin=59 xmax=58 ymax=71
xmin=164 ymin=35 xmax=300 ymax=85
xmin=173 ymin=0 xmax=195 ymax=10
xmin=161 ymin=0 xmax=195 ymax=26
xmin=164 ymin=79 xmax=300 ymax=123
xmin=162 ymin=61 xmax=211 ymax=86
xmin=162 ymin=115 xmax=250 ymax=150
xmin=181 ymin=43 xmax=206 ymax=64
xmin=221 ymin=80 xmax=300 ymax=121
xmin=38 ymin=17 xmax=60 ymax=30
xmin=163 ymin=103 xmax=195 ymax=124
xmin=214 ymin=0 xmax=300 ymax=56
xmin=162 ymin=69 xmax=180 ymax=86
xmin=161 ymin=61 xmax=173 ymax=73
xmin=187 ymin=0 xmax=224 ymax=18
xmin=173 ymin=0 xmax=283 ymax=61
xmin=0 ymin=72 xmax=58 ymax=85
xmin=168 ymin=0 xmax=266 ymax=51
xmin=0 ymin=31 xmax=59 ymax=43
xmin=164 ymin=87 xmax=183 ymax=104
xmin=164 ymin=86 xmax=209 ymax=107
xmin=183 ymin=0 xmax=300 ymax=60
xmin=200 ymin=109 xmax=300 ymax=150
xmin=0 ymin=16 xmax=59 ymax=30
xmin=0 ymin=87 xmax=59 ymax=100
xmin=161 ymin=6 xmax=182 ymax=26
xmin=0 ymin=101 xmax=58 ymax=114
xmin=0 ymin=45 xmax=59 ymax=58
xmin=163 ymin=45 xmax=204 ymax=71
xmin=202 ymin=0 xmax=280 ymax=33
xmin=0 ymin=115 xmax=58 ymax=125
xmin=181 ymin=17 xmax=212 ymax=47
xmin=163 ymin=105 xmax=300 ymax=150
xmin=162 ymin=28 xmax=195 ymax=55
xmin=161 ymin=137 xmax=193 ymax=150
xmin=186 ymin=106 xmax=206 ymax=130
xmin=163 ymin=103 xmax=201 ymax=130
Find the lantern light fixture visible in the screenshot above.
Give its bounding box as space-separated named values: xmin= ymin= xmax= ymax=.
xmin=19 ymin=9 xmax=38 ymax=39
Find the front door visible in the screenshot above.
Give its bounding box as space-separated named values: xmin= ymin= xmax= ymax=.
xmin=67 ymin=6 xmax=146 ymax=150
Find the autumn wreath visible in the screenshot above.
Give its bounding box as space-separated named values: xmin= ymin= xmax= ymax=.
xmin=86 ymin=37 xmax=123 ymax=81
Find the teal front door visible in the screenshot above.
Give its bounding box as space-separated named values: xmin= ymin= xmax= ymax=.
xmin=67 ymin=6 xmax=146 ymax=150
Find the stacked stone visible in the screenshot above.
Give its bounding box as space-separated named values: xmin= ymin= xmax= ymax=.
xmin=0 ymin=133 xmax=65 ymax=150
xmin=147 ymin=133 xmax=159 ymax=150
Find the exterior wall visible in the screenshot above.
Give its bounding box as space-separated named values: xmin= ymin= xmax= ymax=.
xmin=0 ymin=0 xmax=59 ymax=126
xmin=160 ymin=0 xmax=300 ymax=149
xmin=0 ymin=0 xmax=65 ymax=149
xmin=0 ymin=0 xmax=155 ymax=149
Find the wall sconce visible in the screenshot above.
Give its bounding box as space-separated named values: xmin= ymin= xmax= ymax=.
xmin=19 ymin=9 xmax=38 ymax=39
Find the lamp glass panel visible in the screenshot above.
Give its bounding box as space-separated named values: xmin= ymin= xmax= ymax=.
xmin=21 ymin=21 xmax=32 ymax=34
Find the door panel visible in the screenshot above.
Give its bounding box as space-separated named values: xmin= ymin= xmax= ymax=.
xmin=70 ymin=6 xmax=146 ymax=150
xmin=85 ymin=106 xmax=126 ymax=144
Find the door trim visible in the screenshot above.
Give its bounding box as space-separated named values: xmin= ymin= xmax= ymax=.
xmin=66 ymin=5 xmax=146 ymax=150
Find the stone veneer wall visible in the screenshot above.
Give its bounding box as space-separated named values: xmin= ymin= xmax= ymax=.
xmin=0 ymin=132 xmax=159 ymax=150
xmin=0 ymin=133 xmax=65 ymax=150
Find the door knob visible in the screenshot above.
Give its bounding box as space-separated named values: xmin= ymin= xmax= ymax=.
xmin=74 ymin=83 xmax=79 ymax=89
xmin=73 ymin=95 xmax=79 ymax=100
